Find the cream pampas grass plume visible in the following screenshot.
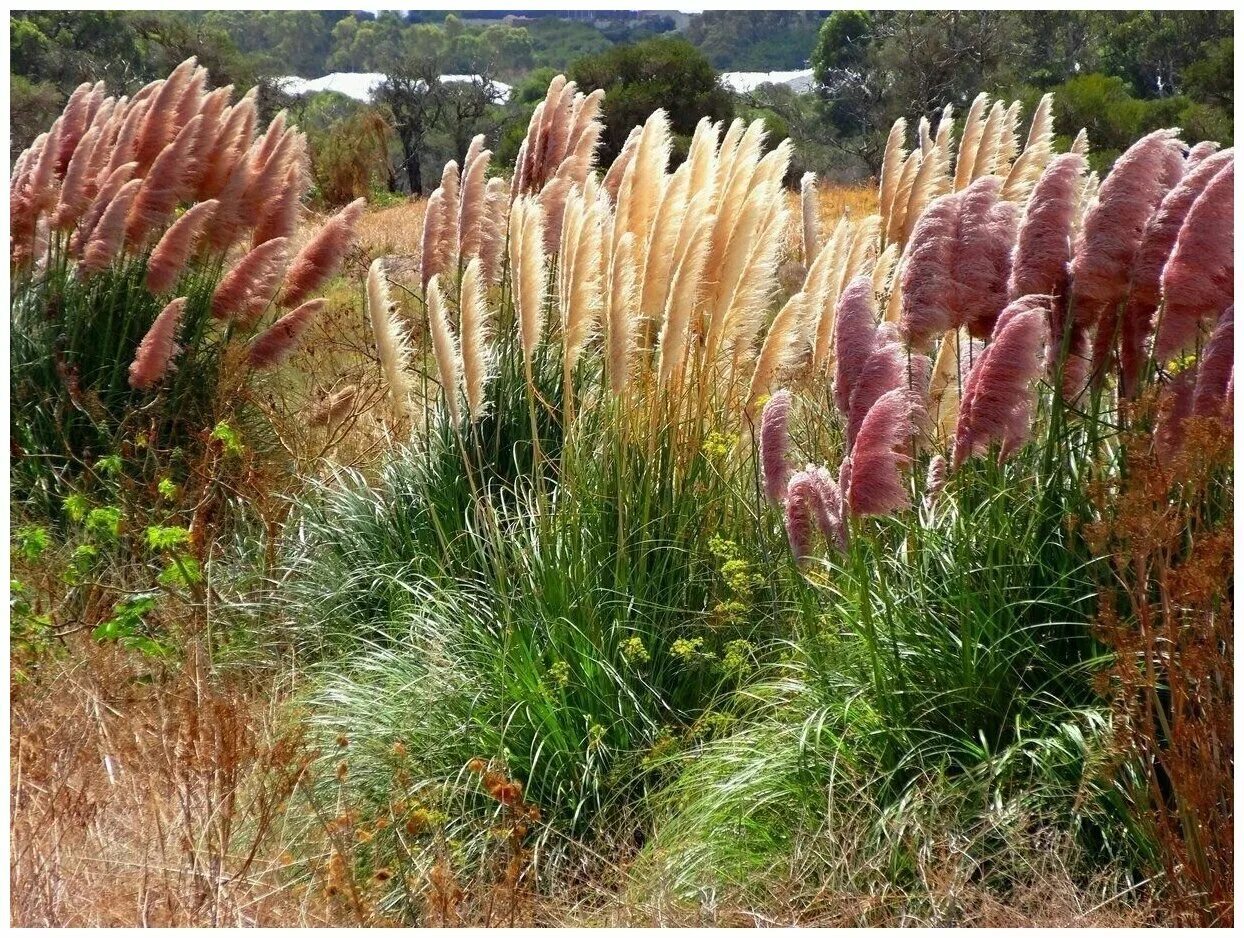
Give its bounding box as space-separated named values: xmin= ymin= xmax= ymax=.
xmin=426 ymin=275 xmax=462 ymax=425
xmin=420 ymin=188 xmax=447 ymax=288
xmin=1154 ymin=161 xmax=1234 ymax=363
xmin=657 ymin=211 xmax=715 ymax=388
xmin=366 ymin=257 xmax=414 ymax=421
xmin=970 ymin=101 xmax=1006 ymax=180
xmin=1001 ymin=93 xmax=1054 ymax=202
xmin=747 ymin=292 xmax=808 ymax=410
xmin=1067 ymin=128 xmax=1184 ymax=390
xmin=1192 ymin=306 xmax=1233 ymax=419
xmin=80 ymin=178 xmax=142 ymax=275
xmin=438 ymin=160 xmax=461 ymax=273
xmin=559 ymin=187 xmax=605 ymax=386
xmin=282 ymin=197 xmax=365 ymax=307
xmin=759 ymin=388 xmax=794 ymax=503
xmin=458 ymin=147 xmax=492 ymax=261
xmin=606 ymin=231 xmax=638 ymax=395
xmin=843 ymin=387 xmax=918 ymax=517
xmin=479 ymin=176 xmax=510 ymax=285
xmin=128 ymin=297 xmax=186 ymax=389
xmin=212 ymin=237 xmax=289 ymax=319
xmin=248 ymin=299 xmax=324 ymax=368
xmin=800 ymin=172 xmax=818 ymax=264
xmin=923 ymin=454 xmax=948 ymax=511
xmin=785 ymin=465 xmax=846 ymax=559
xmin=876 ymin=118 xmax=907 ymax=235
xmin=1119 ymin=149 xmax=1233 ymax=395
xmin=953 ymin=93 xmax=990 ymax=191
xmin=459 ymin=259 xmax=492 ymax=422
xmin=510 ymin=196 xmax=548 ymax=369
xmin=147 ymin=199 xmax=218 ymax=295
xmin=603 ymin=125 xmax=641 ymax=203
xmin=952 ymin=295 xmax=1048 ymax=468
xmin=638 ymin=166 xmax=691 ymax=324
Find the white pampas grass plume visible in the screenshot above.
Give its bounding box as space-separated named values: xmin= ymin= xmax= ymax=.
xmin=510 ymin=195 xmax=548 ymax=368
xmin=426 ymin=275 xmax=462 ymax=425
xmin=459 ymin=258 xmax=492 ymax=422
xmin=953 ymin=93 xmax=990 ymax=191
xmin=876 ymin=118 xmax=907 ymax=232
xmin=800 ymin=172 xmax=818 ymax=264
xmin=606 ymin=231 xmax=638 ymax=395
xmin=128 ymin=297 xmax=186 ymax=389
xmin=366 ymin=258 xmax=413 ymax=421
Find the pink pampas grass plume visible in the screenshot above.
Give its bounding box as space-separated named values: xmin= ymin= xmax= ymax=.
xmin=106 ymin=99 xmax=149 ymax=178
xmin=281 ymin=198 xmax=365 ymax=307
xmin=844 ymin=387 xmax=918 ymax=516
xmin=128 ymin=297 xmax=187 ymax=390
xmin=1009 ymin=153 xmax=1086 ymax=301
xmin=51 ymin=125 xmax=101 ymax=231
xmin=1193 ymin=306 xmax=1233 ymax=419
xmin=248 ymin=299 xmax=324 ymax=368
xmin=147 ymin=199 xmax=218 ymax=295
xmin=54 ymin=83 xmax=94 ymax=173
xmin=125 ymin=115 xmax=202 ymax=246
xmin=1154 ymin=369 xmax=1196 ymax=464
xmin=133 ymin=59 xmax=195 ymax=171
xmin=71 ymin=162 xmax=137 ymax=256
xmin=203 ymin=157 xmax=254 ymax=253
xmin=198 ymin=95 xmax=256 ymax=199
xmin=847 ymin=341 xmax=930 ymax=451
xmin=1067 ymin=129 xmax=1184 ymax=390
xmin=833 ymin=275 xmax=880 ymax=418
xmin=79 ymin=178 xmax=142 ymax=275
xmin=952 ymin=295 xmax=1048 ymax=468
xmin=251 ymin=162 xmax=303 ymax=247
xmin=1118 ymin=148 xmax=1233 ymax=396
xmin=760 ymin=389 xmax=794 ymax=502
xmin=1186 ymin=141 xmax=1219 ymax=167
xmin=898 ymin=192 xmax=958 ymax=348
xmin=785 ymin=464 xmax=846 ymax=559
xmin=1154 ymin=162 xmax=1234 ymax=362
xmin=953 ymin=177 xmax=1019 ymax=340
xmin=27 ymin=122 xmax=62 ymax=215
xmin=211 ymin=237 xmax=289 ymax=320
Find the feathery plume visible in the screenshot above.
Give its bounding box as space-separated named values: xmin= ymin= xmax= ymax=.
xmin=603 ymin=125 xmax=641 ymax=203
xmin=657 ymin=211 xmax=715 ymax=388
xmin=479 ymin=176 xmax=510 ymax=285
xmin=844 ymin=387 xmax=918 ymax=517
xmin=79 ymin=178 xmax=142 ymax=275
xmin=876 ymin=118 xmax=907 ymax=233
xmin=1119 ymin=149 xmax=1233 ymax=395
xmin=53 ymin=83 xmax=94 ymax=173
xmin=125 ymin=115 xmax=203 ymax=246
xmin=248 ymin=299 xmax=324 ymax=368
xmin=833 ymin=276 xmax=880 ymax=419
xmin=847 ymin=341 xmax=929 ymax=452
xmin=952 ymin=295 xmax=1048 ymax=468
xmin=366 ymin=257 xmax=414 ymax=421
xmin=50 ymin=125 xmax=101 ymax=230
xmin=211 ymin=237 xmax=289 ymax=319
xmin=953 ymin=93 xmax=990 ymax=191
xmin=146 ymin=199 xmax=217 ymax=294
xmin=510 ymin=196 xmax=548 ymax=368
xmin=128 ymin=297 xmax=187 ymax=390
xmin=420 ymin=188 xmax=446 ymax=288
xmin=1193 ymin=306 xmax=1233 ymax=419
xmin=606 ymin=230 xmax=638 ymax=395
xmin=760 ymin=389 xmax=794 ymax=502
xmin=1153 ymin=369 xmax=1196 ymax=463
xmin=1009 ymin=152 xmax=1086 ymax=301
xmin=970 ymin=100 xmax=1006 ymax=180
xmin=281 ymin=198 xmax=365 ymax=307
xmin=923 ymin=454 xmax=948 ymax=511
xmin=426 ymin=275 xmax=462 ymax=425
xmin=134 ymin=59 xmax=195 ymax=171
xmin=460 ymin=258 xmax=492 ymax=422
xmin=71 ymin=161 xmax=137 ymax=255
xmin=1154 ymin=161 xmax=1234 ymax=363
xmin=786 ymin=465 xmax=846 ymax=559
xmin=559 ymin=186 xmax=605 ymax=387
xmin=1067 ymin=128 xmax=1185 ymax=390
xmin=748 ymin=293 xmax=808 ymax=410
xmin=1001 ymin=93 xmax=1054 ymax=201
xmin=310 ymin=385 xmax=359 ymax=427
xmin=251 ymin=162 xmax=303 ymax=247
xmin=458 ymin=148 xmax=492 ymax=261
xmin=800 ymin=172 xmax=818 ymax=264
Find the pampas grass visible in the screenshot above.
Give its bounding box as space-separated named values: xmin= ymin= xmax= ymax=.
xmin=426 ymin=275 xmax=462 ymax=426
xmin=248 ymin=298 xmax=324 ymax=368
xmin=282 ymin=197 xmax=365 ymax=307
xmin=459 ymin=258 xmax=492 ymax=422
xmin=146 ymin=199 xmax=217 ymax=295
xmin=366 ymin=257 xmax=414 ymax=424
xmin=128 ymin=296 xmax=186 ymax=389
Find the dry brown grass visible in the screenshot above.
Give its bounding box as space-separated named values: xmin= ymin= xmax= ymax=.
xmin=9 ymin=640 xmax=343 ymax=927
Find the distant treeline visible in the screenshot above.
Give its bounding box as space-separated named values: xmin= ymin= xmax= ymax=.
xmin=11 ymin=10 xmax=1232 ymax=190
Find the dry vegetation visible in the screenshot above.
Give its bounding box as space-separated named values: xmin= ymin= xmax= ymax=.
xmin=9 ymin=61 xmax=1232 ymax=927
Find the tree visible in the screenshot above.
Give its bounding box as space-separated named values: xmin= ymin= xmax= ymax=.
xmin=569 ymin=36 xmax=733 ymax=165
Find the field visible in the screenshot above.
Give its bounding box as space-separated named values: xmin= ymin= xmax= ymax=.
xmin=8 ymin=59 xmax=1234 ymax=928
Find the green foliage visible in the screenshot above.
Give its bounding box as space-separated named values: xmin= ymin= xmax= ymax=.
xmin=688 ymin=11 xmax=827 ymax=70
xmin=569 ymin=36 xmax=734 ymax=165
